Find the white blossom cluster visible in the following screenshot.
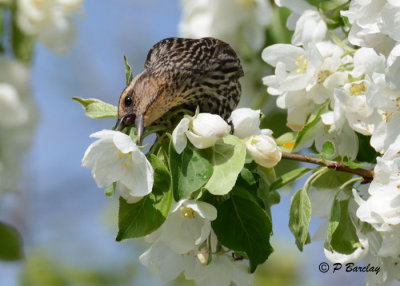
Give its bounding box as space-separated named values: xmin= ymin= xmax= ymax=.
xmin=82 ymin=108 xmax=282 ymax=285
xmin=262 ymin=0 xmax=400 ymax=283
xmin=16 ymin=0 xmax=83 ymax=53
xmin=0 ymin=0 xmax=83 ymax=197
xmin=179 ymin=0 xmax=272 ymax=107
xmin=0 ymin=57 xmax=38 ymax=197
xmin=172 ymin=108 xmax=281 ymax=168
xmin=179 ymin=0 xmax=270 ymax=52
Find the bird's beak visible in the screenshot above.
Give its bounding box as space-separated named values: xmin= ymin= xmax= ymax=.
xmin=114 ymin=117 xmax=125 ymax=131
xmin=135 ymin=114 xmax=144 ymax=144
xmin=114 ymin=114 xmax=144 ymax=144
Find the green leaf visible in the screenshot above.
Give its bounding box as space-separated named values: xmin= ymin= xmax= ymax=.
xmin=257 ymin=166 xmax=280 ymax=210
xmin=293 ymin=102 xmax=328 ymax=151
xmin=72 ymin=97 xmax=118 ymax=119
xmin=270 ymin=168 xmax=312 ymax=191
xmin=212 ymin=196 xmax=273 ymax=272
xmin=321 ymin=141 xmax=335 ymax=159
xmin=342 ymin=156 xmax=369 ymax=169
xmin=204 ymin=135 xmax=246 ymax=195
xmin=169 ymin=141 xmax=213 ymax=201
xmin=311 ymin=169 xmax=354 ymax=190
xmin=325 ymin=196 xmax=341 ymax=251
xmin=124 ymin=56 xmax=133 ymax=86
xmin=289 ymin=188 xmax=312 ymax=251
xmin=0 ymin=222 xmax=24 ymax=261
xmin=326 ymin=198 xmax=362 ymax=254
xmin=116 ymin=155 xmax=172 ymax=240
xmin=231 ymin=185 xmax=261 ymax=207
xmin=240 ymin=168 xmax=256 ymax=186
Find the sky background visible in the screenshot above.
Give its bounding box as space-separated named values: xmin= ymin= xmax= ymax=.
xmin=0 ymin=0 xmax=366 ymax=285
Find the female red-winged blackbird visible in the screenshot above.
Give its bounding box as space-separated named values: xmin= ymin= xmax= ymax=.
xmin=115 ymin=37 xmax=244 ymax=141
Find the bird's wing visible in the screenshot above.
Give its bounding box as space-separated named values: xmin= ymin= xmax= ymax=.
xmin=144 ymin=37 xmax=244 ymax=78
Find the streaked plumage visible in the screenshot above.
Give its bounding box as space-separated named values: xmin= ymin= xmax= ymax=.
xmin=115 ymin=37 xmax=244 ymax=141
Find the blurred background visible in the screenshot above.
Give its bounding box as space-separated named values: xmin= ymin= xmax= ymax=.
xmin=0 ymin=0 xmax=365 ymax=285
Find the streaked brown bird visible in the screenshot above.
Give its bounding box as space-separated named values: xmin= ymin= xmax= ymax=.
xmin=115 ymin=37 xmax=244 ymax=141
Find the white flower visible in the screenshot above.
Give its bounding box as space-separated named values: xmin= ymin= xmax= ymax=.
xmin=385 ymin=43 xmax=400 ymax=90
xmin=0 ymin=84 xmax=28 ymax=128
xmin=179 ymin=0 xmax=271 ymax=51
xmin=246 ymin=134 xmax=281 ymax=168
xmin=160 ymin=199 xmax=217 ymax=254
xmin=341 ymin=0 xmax=394 ymax=55
xmin=262 ymin=41 xmax=349 ymax=130
xmin=229 ymin=108 xmax=261 ymax=138
xmin=16 ymin=0 xmax=82 ymax=53
xmin=0 ymin=58 xmax=38 ymax=194
xmin=353 ymin=146 xmax=400 ymax=232
xmin=275 ymin=0 xmax=316 ymax=30
xmin=185 ymin=254 xmax=254 ymax=286
xmin=139 ymin=240 xmax=197 ymax=282
xmin=291 ymin=10 xmax=327 ymax=46
xmin=365 ymin=71 xmax=400 ymax=153
xmin=140 ymin=241 xmax=253 ymax=286
xmin=82 ymin=130 xmax=154 ymax=201
xmin=172 ymin=113 xmax=230 ymax=153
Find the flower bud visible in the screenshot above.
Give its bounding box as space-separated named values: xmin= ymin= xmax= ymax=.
xmin=185 ymin=113 xmax=230 ymax=149
xmin=246 ymin=134 xmax=282 ymax=168
xmin=230 ymin=108 xmax=261 ymax=138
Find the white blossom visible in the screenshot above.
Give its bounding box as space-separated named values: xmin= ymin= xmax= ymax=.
xmin=262 ymin=41 xmax=348 ymax=130
xmin=138 ymin=200 xmax=249 ymax=285
xmin=246 ymin=134 xmax=281 ymax=168
xmin=16 ymin=0 xmax=82 ymax=53
xmin=291 ymin=10 xmax=327 ymax=46
xmin=0 ymin=84 xmax=28 ymax=128
xmin=275 ymin=0 xmax=316 ymax=30
xmin=0 ymin=58 xmax=38 ymax=194
xmin=159 ymin=199 xmax=217 ymax=254
xmin=82 ymin=130 xmax=154 ymax=201
xmin=353 ymin=145 xmax=400 ymax=232
xmin=229 ymin=108 xmax=261 ymax=138
xmin=172 ymin=113 xmax=230 ymax=153
xmin=179 ymin=0 xmax=271 ymax=51
xmin=139 ymin=240 xmax=197 ymax=282
xmin=341 ymin=0 xmax=394 ymax=54
xmin=185 ymin=254 xmax=254 ymax=286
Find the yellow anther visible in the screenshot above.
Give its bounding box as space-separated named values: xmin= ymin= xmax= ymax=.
xmin=181 ymin=207 xmax=196 ymax=219
xmin=295 ymin=55 xmax=307 ymax=74
xmin=383 ymin=112 xmax=393 ymax=122
xmin=317 ymin=70 xmax=332 ymax=84
xmin=349 ymin=82 xmax=367 ymax=96
xmin=118 ymin=150 xmax=132 ymax=167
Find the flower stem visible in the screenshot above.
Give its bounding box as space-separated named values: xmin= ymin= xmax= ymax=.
xmin=281 ymin=152 xmax=374 ymax=183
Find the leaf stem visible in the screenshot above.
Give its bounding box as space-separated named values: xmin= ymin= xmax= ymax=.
xmin=281 ymin=152 xmax=374 ymax=183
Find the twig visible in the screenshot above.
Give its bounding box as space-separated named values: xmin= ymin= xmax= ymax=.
xmin=281 ymin=152 xmax=374 ymax=183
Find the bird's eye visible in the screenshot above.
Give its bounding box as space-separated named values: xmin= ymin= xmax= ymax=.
xmin=124 ymin=96 xmax=132 ymax=107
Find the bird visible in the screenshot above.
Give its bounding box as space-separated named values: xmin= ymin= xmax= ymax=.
xmin=115 ymin=37 xmax=244 ymax=142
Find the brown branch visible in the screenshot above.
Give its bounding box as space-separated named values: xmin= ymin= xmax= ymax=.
xmin=281 ymin=152 xmax=374 ymax=184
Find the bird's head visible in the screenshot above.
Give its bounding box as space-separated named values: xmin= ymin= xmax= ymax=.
xmin=115 ymin=71 xmax=161 ymax=143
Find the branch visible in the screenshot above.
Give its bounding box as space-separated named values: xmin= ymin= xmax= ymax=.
xmin=281 ymin=152 xmax=374 ymax=183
